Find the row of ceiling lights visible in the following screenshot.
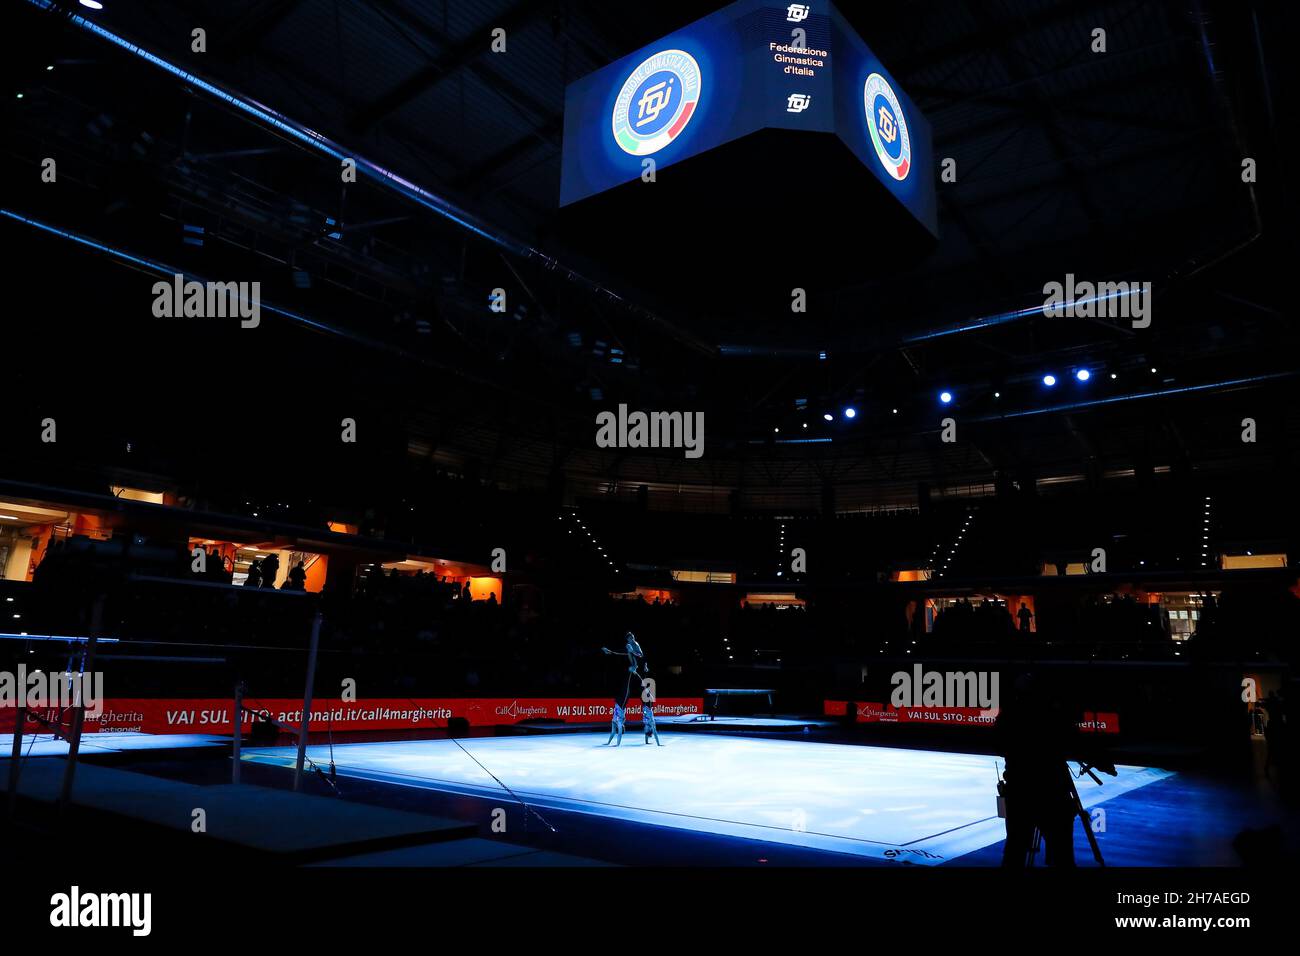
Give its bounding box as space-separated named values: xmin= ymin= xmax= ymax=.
xmin=772 ymin=366 xmax=1164 ymax=433
xmin=561 ymin=512 xmax=619 ymax=574
xmin=941 ymin=366 xmax=1148 ymax=405
xmin=930 ymin=510 xmax=974 ymax=580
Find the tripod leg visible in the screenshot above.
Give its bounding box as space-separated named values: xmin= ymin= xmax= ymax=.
xmin=1070 ymin=779 xmax=1105 ymax=866
xmin=1076 ymin=802 xmax=1105 ymax=866
xmin=1027 ymin=826 xmax=1041 ymax=867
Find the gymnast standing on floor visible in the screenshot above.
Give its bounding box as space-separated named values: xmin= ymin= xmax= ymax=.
xmin=601 ymin=632 xmax=661 ymax=746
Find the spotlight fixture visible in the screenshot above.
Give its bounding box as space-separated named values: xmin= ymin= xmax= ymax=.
xmin=79 ymin=0 xmax=105 ymax=9
xmin=843 ymin=407 xmax=856 ymax=419
xmin=823 ymin=413 xmax=833 ymax=422
xmin=1075 ymin=369 xmax=1091 ymax=382
xmin=1042 ymin=374 xmax=1057 ymax=387
xmin=939 ymin=391 xmax=953 ymax=404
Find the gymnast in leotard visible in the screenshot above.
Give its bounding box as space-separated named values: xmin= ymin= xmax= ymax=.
xmin=601 ymin=632 xmax=661 ymax=746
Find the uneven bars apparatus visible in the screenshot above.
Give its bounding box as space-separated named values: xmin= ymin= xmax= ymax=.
xmin=225 ymin=608 xmax=323 ymax=792
xmin=126 ymin=577 xmax=323 ymax=792
xmin=2 ymin=574 xmax=324 ymax=814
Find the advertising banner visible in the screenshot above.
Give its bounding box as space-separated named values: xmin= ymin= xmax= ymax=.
xmin=825 ymin=700 xmax=1121 ymax=733
xmin=0 ymin=697 xmax=705 ymax=735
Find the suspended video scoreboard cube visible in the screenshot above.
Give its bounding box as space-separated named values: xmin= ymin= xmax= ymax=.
xmin=559 ymin=1 xmax=938 ymax=300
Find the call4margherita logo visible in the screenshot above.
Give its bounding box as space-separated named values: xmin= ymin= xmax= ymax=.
xmin=863 ymin=72 xmax=911 ymax=181
xmin=612 ymin=50 xmax=702 ymax=156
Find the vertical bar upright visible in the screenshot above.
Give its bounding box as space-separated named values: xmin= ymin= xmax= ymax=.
xmin=7 ymin=705 xmax=26 ymax=816
xmin=293 ymin=611 xmax=322 ymax=792
xmin=59 ymin=595 xmax=103 ymax=811
xmin=231 ymin=682 xmax=244 ymax=785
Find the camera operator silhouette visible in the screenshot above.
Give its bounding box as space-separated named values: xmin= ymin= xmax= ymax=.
xmin=997 ymin=671 xmax=1089 ymax=866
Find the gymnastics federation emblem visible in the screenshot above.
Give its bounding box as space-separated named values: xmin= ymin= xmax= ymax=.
xmin=612 ymin=49 xmax=702 ymax=156
xmin=863 ymin=72 xmax=911 ymax=180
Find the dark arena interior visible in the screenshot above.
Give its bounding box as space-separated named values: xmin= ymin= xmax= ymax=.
xmin=0 ymin=0 xmax=1296 ymax=940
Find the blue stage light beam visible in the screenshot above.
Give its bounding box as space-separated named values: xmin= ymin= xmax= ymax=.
xmin=21 ymin=0 xmax=715 ymax=356
xmin=967 ymin=370 xmax=1300 ymax=422
xmin=0 ymin=208 xmax=515 ymax=390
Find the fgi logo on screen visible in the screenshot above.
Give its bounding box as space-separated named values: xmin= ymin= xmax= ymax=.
xmin=863 ymin=72 xmax=911 ymax=180
xmin=612 ymin=49 xmax=702 ymax=156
